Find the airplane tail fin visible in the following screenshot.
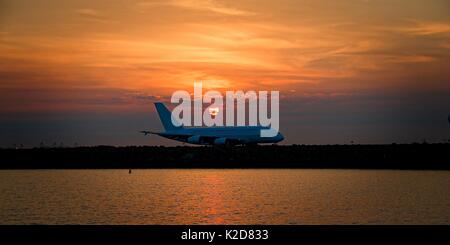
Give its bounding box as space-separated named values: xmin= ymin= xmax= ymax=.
xmin=154 ymin=102 xmax=182 ymax=132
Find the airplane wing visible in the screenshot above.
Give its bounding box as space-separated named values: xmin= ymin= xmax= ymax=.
xmin=168 ymin=134 xmax=245 ymax=145
xmin=139 ymin=130 xmax=159 ymax=136
xmin=143 ymin=130 xmax=246 ymax=145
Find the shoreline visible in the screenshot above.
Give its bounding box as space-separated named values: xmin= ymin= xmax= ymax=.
xmin=1 ymin=144 xmax=449 ymax=170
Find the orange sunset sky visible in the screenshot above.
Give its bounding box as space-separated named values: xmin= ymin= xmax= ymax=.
xmin=0 ymin=0 xmax=449 ymax=146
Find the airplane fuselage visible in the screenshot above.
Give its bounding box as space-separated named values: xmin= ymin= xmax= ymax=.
xmin=158 ymin=126 xmax=284 ymax=145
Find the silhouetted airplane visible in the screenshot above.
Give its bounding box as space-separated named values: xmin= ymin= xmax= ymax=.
xmin=141 ymin=102 xmax=284 ymax=146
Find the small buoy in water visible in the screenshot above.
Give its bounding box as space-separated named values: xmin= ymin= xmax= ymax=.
xmin=129 ymin=169 xmax=132 ymax=174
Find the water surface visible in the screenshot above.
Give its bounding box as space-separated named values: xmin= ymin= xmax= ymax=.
xmin=0 ymin=169 xmax=449 ymax=224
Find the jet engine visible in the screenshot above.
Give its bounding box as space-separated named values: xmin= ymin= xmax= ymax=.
xmin=187 ymin=135 xmax=202 ymax=144
xmin=213 ymin=137 xmax=228 ymax=145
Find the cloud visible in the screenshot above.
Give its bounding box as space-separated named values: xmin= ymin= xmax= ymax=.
xmin=137 ymin=0 xmax=256 ymax=16
xmin=388 ymin=55 xmax=436 ymax=63
xmin=75 ymin=8 xmax=111 ymax=23
xmin=76 ymin=8 xmax=100 ymax=17
xmin=388 ymin=20 xmax=450 ymax=36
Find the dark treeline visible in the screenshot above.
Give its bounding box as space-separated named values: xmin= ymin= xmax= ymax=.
xmin=1 ymin=143 xmax=449 ymax=170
